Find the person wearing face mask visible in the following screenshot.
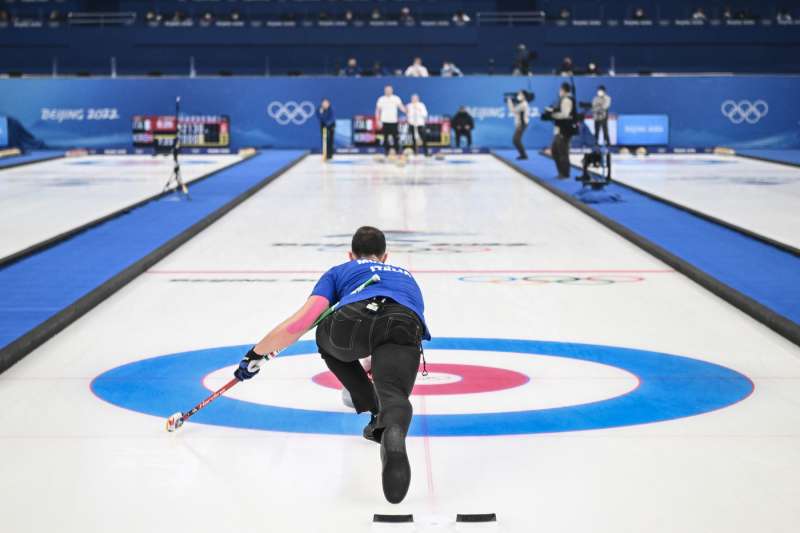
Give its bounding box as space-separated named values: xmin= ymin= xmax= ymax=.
xmin=592 ymin=85 xmax=612 ymax=146
xmin=506 ymin=90 xmax=530 ymax=160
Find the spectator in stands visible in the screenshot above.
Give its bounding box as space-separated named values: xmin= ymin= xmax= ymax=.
xmin=0 ymin=10 xmax=8 ymax=24
xmin=318 ymin=11 xmax=331 ymax=22
xmin=146 ymin=10 xmax=162 ymax=26
xmin=777 ymin=9 xmax=793 ymax=23
xmin=452 ymin=106 xmax=475 ymax=148
xmin=405 ymin=57 xmax=429 ymax=77
xmin=736 ymin=8 xmax=757 ymax=20
xmin=559 ymin=8 xmax=572 ymax=20
xmin=317 ymin=98 xmax=336 ymax=160
xmin=592 ymin=85 xmax=612 ymax=146
xmin=399 ymin=6 xmax=415 ymax=25
xmin=441 ymin=61 xmax=463 ymax=77
xmin=230 ymin=11 xmax=241 ymax=23
xmin=452 ymin=11 xmax=471 ymax=25
xmin=632 ymin=7 xmax=647 ymax=20
xmin=691 ymin=7 xmax=707 ymax=21
xmin=371 ymin=8 xmax=382 ymax=21
xmin=200 ymin=12 xmax=214 ymax=26
xmin=558 ymin=57 xmax=574 ymax=76
xmin=406 ymin=94 xmax=429 ymax=156
xmin=340 ymin=58 xmax=360 ymax=77
xmin=722 ymin=6 xmax=733 ymax=19
xmin=370 ymin=61 xmax=389 ymax=77
xmin=512 ymin=43 xmax=534 ymax=75
xmin=343 ymin=10 xmax=356 ymax=23
xmin=586 ymin=62 xmax=600 ymax=75
xmin=48 ymin=10 xmax=63 ymax=25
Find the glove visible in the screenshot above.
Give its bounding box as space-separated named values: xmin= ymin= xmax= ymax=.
xmin=234 ymin=348 xmax=265 ymax=381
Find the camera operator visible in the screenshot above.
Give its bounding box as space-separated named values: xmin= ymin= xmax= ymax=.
xmin=546 ymin=82 xmax=576 ymax=178
xmin=507 ymin=91 xmax=531 ymax=160
xmin=592 ymin=85 xmax=611 ymax=146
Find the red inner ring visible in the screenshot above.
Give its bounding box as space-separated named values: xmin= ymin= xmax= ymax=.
xmin=312 ymin=363 xmax=530 ymax=396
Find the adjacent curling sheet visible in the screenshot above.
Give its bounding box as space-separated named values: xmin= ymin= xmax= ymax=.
xmin=575 ymin=153 xmax=800 ymax=249
xmin=0 ymin=153 xmax=243 ymax=260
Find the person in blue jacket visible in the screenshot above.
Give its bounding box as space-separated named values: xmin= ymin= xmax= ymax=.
xmin=234 ymin=226 xmax=430 ymax=504
xmin=317 ymin=98 xmax=336 ymax=160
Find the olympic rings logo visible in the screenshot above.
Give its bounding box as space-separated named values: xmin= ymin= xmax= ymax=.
xmin=720 ymin=100 xmax=769 ymax=124
xmin=267 ymin=100 xmax=315 ymax=125
xmin=458 ymin=274 xmax=644 ymax=285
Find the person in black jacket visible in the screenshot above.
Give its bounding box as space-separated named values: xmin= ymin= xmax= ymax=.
xmin=451 ymin=106 xmax=474 ymax=148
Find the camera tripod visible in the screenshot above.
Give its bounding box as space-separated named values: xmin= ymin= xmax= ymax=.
xmin=163 ymin=138 xmax=189 ymax=197
xmin=162 ymin=96 xmax=190 ymax=199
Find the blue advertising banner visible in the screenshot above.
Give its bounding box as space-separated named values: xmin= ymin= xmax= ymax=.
xmin=617 ymin=114 xmax=670 ymax=145
xmin=0 ymin=76 xmax=797 ymax=150
xmin=0 ymin=116 xmax=8 ymax=147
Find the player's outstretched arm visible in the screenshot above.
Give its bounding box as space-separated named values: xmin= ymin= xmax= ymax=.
xmin=234 ymin=296 xmax=329 ymax=381
xmin=255 ymin=295 xmax=330 ymax=355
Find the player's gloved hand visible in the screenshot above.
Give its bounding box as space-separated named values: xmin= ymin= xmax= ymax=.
xmin=234 ymin=348 xmax=265 ymax=381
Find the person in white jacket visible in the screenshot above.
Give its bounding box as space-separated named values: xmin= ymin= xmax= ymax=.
xmin=404 ymin=57 xmax=429 ymax=77
xmin=406 ymin=94 xmax=429 ymax=156
xmin=375 ymin=85 xmax=406 ymax=156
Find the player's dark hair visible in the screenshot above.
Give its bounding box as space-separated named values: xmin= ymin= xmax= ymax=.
xmin=560 ymin=82 xmax=571 ymax=92
xmin=351 ymin=226 xmax=386 ymax=258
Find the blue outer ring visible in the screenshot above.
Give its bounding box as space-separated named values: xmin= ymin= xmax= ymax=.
xmin=90 ymin=337 xmax=753 ymax=436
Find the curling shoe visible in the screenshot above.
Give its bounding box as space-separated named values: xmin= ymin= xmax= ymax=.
xmin=380 ymin=424 xmax=411 ymax=504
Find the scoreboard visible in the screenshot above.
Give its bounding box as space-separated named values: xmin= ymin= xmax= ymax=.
xmin=351 ymin=115 xmax=451 ymax=147
xmin=132 ymin=115 xmax=230 ymax=149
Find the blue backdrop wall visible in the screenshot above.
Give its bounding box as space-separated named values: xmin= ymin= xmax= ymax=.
xmin=0 ymin=76 xmax=797 ymax=150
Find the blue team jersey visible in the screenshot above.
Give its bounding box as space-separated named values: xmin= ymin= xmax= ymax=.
xmin=311 ymin=259 xmax=431 ymax=340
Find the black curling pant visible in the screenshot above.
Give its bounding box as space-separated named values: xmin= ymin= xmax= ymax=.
xmin=316 ymin=299 xmax=422 ymax=435
xmin=382 ymin=122 xmax=400 ymax=155
xmin=410 ymin=125 xmax=428 ymax=155
xmin=321 ymin=125 xmax=335 ymax=159
xmin=551 ymin=132 xmax=573 ymax=177
xmin=455 ymin=129 xmax=472 ymax=148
